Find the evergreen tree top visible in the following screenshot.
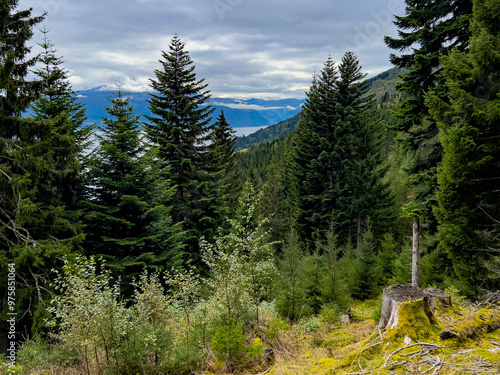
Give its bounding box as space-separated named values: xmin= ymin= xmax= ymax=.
xmin=31 ymin=25 xmax=87 ymax=130
xmin=0 ymin=1 xmax=45 ymax=117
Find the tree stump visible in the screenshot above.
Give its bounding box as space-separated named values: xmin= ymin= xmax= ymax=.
xmin=423 ymin=287 xmax=452 ymax=314
xmin=378 ymin=284 xmax=452 ymax=330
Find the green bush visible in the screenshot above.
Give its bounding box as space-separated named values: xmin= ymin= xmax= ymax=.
xmin=371 ymin=294 xmax=383 ymax=323
xmin=211 ymin=318 xmax=247 ymax=368
xmin=319 ymin=302 xmax=342 ymax=325
xmin=246 ymin=337 xmax=264 ymax=362
xmin=261 ymin=316 xmax=290 ymax=347
xmin=16 ymin=336 xmax=78 ymax=373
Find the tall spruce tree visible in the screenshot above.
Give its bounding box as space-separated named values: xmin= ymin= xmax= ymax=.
xmin=290 ymin=53 xmax=388 ymax=246
xmin=84 ymin=90 xmax=185 ymax=274
xmin=209 ymin=110 xmax=241 ymax=217
xmin=0 ymin=2 xmax=82 ymax=335
xmin=145 ymin=35 xmax=215 ymax=256
xmin=426 ymin=0 xmax=500 ymax=296
xmin=30 ymin=25 xmax=91 ymax=211
xmin=384 ymin=0 xmax=473 ymax=226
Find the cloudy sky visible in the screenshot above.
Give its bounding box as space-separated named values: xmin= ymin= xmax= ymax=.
xmin=19 ymin=0 xmax=406 ymax=98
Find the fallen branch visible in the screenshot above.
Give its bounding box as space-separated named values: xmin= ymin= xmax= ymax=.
xmin=345 ymin=360 xmax=408 ymax=374
xmin=358 ymin=342 xmax=382 ymax=372
xmin=384 ymin=342 xmax=449 ymax=367
xmin=253 ymin=367 xmax=273 ymax=375
xmin=422 ymin=355 xmax=443 ymax=374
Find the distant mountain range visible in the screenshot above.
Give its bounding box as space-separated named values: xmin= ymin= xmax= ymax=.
xmin=75 ymin=89 xmax=304 ymax=129
xmin=75 ymin=66 xmax=405 ymax=148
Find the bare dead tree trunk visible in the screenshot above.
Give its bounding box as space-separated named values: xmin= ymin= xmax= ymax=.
xmin=412 ymin=216 xmax=419 ymax=288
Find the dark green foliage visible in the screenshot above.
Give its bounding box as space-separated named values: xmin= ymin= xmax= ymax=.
xmin=290 ymin=52 xmax=389 ymax=246
xmin=0 ymin=2 xmax=83 ymax=336
xmin=261 ymin=162 xmax=288 ymax=244
xmin=376 ymin=233 xmax=398 ymax=287
xmin=208 ymin=110 xmax=241 ymax=217
xmin=275 ymin=229 xmax=313 ymax=321
xmin=145 ymin=35 xmax=217 ymax=253
xmin=389 ymin=244 xmax=412 ymax=285
xmin=351 ymin=225 xmax=381 ymax=300
xmin=385 ymin=0 xmax=473 ymax=228
xmin=426 ymin=0 xmax=500 ymax=296
xmin=30 ymin=27 xmax=92 ymax=217
xmin=385 ymin=0 xmax=472 ymax=137
xmin=236 ymin=133 xmax=293 ymax=185
xmin=31 ymin=26 xmax=90 ymax=148
xmin=84 ymin=90 xmax=185 ymax=275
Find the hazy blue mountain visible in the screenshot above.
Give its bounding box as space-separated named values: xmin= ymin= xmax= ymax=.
xmin=74 ymin=67 xmax=404 ymax=146
xmin=75 ymin=88 xmax=304 ymax=128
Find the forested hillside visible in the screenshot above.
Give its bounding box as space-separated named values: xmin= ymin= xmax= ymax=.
xmin=235 ymin=66 xmax=407 ymax=151
xmin=1 ymin=0 xmax=500 ymax=374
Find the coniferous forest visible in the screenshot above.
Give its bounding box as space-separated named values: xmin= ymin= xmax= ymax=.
xmin=2 ymin=0 xmax=500 ymax=374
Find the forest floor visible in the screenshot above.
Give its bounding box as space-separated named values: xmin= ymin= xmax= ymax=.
xmin=248 ymin=299 xmax=500 ymax=375
xmin=1 ymin=295 xmax=499 ymax=375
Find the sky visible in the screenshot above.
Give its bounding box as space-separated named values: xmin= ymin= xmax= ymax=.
xmin=19 ymin=0 xmax=406 ymax=99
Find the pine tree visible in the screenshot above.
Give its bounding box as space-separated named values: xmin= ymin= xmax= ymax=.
xmin=384 ymin=0 xmax=473 ymax=226
xmin=31 ymin=25 xmax=88 ymax=137
xmin=290 ymin=58 xmax=339 ymax=246
xmin=84 ymin=90 xmax=185 ymax=275
xmin=426 ymin=0 xmax=500 ymax=296
xmin=30 ymin=25 xmax=91 ymax=211
xmin=290 ymin=53 xmax=388 ymax=246
xmin=275 ymin=228 xmax=312 ymax=321
xmin=145 ymin=35 xmax=215 ymax=254
xmin=351 ymin=224 xmax=381 ymax=300
xmin=209 ymin=110 xmax=241 ymax=217
xmin=0 ymin=2 xmax=81 ymax=335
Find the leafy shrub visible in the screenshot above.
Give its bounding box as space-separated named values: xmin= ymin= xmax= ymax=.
xmin=296 ymin=316 xmax=321 ymax=333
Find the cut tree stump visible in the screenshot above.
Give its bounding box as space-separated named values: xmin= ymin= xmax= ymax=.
xmin=378 ymin=284 xmax=452 ymax=330
xmin=423 ymin=287 xmax=452 ymax=314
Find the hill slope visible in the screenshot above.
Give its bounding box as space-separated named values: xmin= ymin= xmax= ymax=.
xmin=235 ymin=66 xmax=406 ymax=150
xmin=235 ymin=113 xmax=301 ymax=151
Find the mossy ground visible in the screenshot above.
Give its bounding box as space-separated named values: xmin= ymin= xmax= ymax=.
xmin=2 ymin=300 xmax=499 ymax=375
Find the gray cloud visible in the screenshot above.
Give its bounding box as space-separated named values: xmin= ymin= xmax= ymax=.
xmin=20 ymin=0 xmax=405 ymax=98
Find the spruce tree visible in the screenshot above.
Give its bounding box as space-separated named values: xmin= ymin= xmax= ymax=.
xmin=0 ymin=2 xmax=81 ymax=335
xmin=384 ymin=0 xmax=473 ymax=226
xmin=30 ymin=25 xmax=91 ymax=210
xmin=209 ymin=110 xmax=241 ymax=217
xmin=290 ymin=53 xmax=388 ymax=246
xmin=84 ymin=90 xmax=185 ymax=274
xmin=145 ymin=35 xmax=215 ymax=254
xmin=351 ymin=224 xmax=381 ymax=300
xmin=275 ymin=228 xmax=312 ymax=321
xmin=426 ymin=0 xmax=500 ymax=296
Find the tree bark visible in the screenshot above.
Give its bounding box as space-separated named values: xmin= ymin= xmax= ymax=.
xmin=378 ymin=284 xmax=452 ymax=330
xmin=412 ymin=216 xmax=419 ymax=288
